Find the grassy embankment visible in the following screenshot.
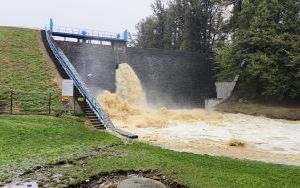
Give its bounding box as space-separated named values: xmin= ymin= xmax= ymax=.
xmin=0 ymin=115 xmax=300 ymax=187
xmin=0 ymin=27 xmax=62 ymax=113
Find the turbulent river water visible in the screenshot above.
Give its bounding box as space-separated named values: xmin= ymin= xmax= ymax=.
xmin=97 ymin=63 xmax=300 ymax=166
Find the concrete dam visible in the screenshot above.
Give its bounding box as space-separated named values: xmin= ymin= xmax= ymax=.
xmin=55 ymin=40 xmax=217 ymax=108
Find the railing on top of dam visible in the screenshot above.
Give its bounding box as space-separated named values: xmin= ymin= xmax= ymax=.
xmin=45 ymin=25 xmax=128 ymax=42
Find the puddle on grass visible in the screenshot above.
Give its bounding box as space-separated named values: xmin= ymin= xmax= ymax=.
xmin=4 ymin=181 xmax=38 ymax=188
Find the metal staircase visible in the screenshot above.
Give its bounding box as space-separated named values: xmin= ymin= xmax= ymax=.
xmin=42 ymin=29 xmax=137 ymax=139
xmin=73 ymin=87 xmax=105 ymax=129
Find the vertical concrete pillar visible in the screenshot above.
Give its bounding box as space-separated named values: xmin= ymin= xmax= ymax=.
xmin=112 ymin=41 xmax=127 ymax=67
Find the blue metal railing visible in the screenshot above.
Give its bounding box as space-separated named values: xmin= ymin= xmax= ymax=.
xmin=44 ymin=28 xmax=138 ymax=138
xmin=45 ymin=30 xmax=106 ymax=124
xmin=45 ymin=25 xmax=128 ymax=41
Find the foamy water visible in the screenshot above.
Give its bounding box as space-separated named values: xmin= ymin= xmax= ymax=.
xmin=130 ymin=113 xmax=300 ymax=155
xmin=97 ymin=63 xmax=300 ymax=165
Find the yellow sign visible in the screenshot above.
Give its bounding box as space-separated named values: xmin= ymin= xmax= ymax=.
xmin=61 ymin=96 xmax=70 ymax=102
xmin=77 ymin=97 xmax=85 ymax=102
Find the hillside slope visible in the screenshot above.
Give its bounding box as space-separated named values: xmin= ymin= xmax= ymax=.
xmin=0 ymin=27 xmax=62 ymax=113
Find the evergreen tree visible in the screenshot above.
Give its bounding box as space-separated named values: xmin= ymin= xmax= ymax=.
xmin=216 ymin=0 xmax=300 ymax=100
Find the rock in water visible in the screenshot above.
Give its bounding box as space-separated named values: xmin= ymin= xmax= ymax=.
xmin=118 ymin=177 xmax=166 ymax=188
xmin=99 ymin=182 xmax=116 ymax=188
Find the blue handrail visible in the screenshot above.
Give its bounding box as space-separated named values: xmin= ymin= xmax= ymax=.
xmin=45 ymin=30 xmax=106 ymax=124
xmin=45 ymin=25 xmax=128 ymax=42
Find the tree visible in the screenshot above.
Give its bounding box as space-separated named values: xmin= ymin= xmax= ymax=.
xmin=135 ymin=17 xmax=160 ymax=48
xmin=216 ymin=0 xmax=300 ymax=100
xmin=151 ymin=0 xmax=166 ymax=48
xmin=134 ymin=0 xmax=228 ymax=52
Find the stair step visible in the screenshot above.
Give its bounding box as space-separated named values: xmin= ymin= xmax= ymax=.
xmin=86 ymin=112 xmax=95 ymax=114
xmin=91 ymin=119 xmax=100 ymax=122
xmin=85 ymin=112 xmax=95 ymax=115
xmin=85 ymin=112 xmax=94 ymax=114
xmin=87 ymin=116 xmax=97 ymax=119
xmin=87 ymin=116 xmax=97 ymax=118
xmin=91 ymin=122 xmax=101 ymax=125
xmin=94 ymin=126 xmax=106 ymax=130
xmin=86 ymin=114 xmax=97 ymax=117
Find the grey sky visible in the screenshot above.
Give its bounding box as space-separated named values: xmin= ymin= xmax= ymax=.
xmin=0 ymin=0 xmax=154 ymax=33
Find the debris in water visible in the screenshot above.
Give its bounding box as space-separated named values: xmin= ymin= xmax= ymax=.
xmin=228 ymin=139 xmax=246 ymax=147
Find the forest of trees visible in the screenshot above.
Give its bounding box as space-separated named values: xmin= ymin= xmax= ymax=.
xmin=134 ymin=0 xmax=230 ymax=52
xmin=134 ymin=0 xmax=300 ymax=101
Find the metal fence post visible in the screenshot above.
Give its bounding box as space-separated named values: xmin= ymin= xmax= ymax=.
xmin=48 ymin=93 xmax=52 ymax=115
xmin=10 ymin=91 xmax=13 ymax=115
xmin=73 ymin=97 xmax=76 ymax=115
xmin=83 ymin=97 xmax=85 ymax=115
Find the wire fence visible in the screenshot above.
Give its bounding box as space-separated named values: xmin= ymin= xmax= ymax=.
xmin=0 ymin=90 xmax=73 ymax=115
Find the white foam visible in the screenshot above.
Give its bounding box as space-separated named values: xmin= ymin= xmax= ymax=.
xmin=136 ymin=113 xmax=300 ymax=155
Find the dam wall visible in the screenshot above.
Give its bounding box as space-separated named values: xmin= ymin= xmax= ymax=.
xmin=56 ymin=41 xmax=216 ymax=108
xmin=126 ymin=48 xmax=216 ymax=108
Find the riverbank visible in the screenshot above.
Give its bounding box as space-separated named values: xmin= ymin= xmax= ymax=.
xmin=216 ymin=100 xmax=300 ymax=121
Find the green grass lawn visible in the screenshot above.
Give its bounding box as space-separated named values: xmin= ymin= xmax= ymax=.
xmin=0 ymin=27 xmax=62 ymax=113
xmin=0 ymin=115 xmax=299 ymax=187
xmin=0 ymin=115 xmax=121 ymax=183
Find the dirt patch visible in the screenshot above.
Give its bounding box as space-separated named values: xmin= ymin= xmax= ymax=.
xmin=216 ymin=100 xmax=300 ymax=121
xmin=70 ymin=169 xmax=187 ymax=188
xmin=19 ymin=143 xmax=126 ymax=177
xmin=3 ymin=143 xmax=127 ymax=187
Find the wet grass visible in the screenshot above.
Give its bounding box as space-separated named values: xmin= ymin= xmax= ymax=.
xmin=1 ymin=115 xmax=300 ymax=187
xmin=0 ymin=27 xmax=62 ymax=113
xmin=0 ymin=115 xmax=121 ymax=183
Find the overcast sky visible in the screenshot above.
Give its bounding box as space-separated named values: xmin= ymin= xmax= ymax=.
xmin=0 ymin=0 xmax=154 ymax=33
